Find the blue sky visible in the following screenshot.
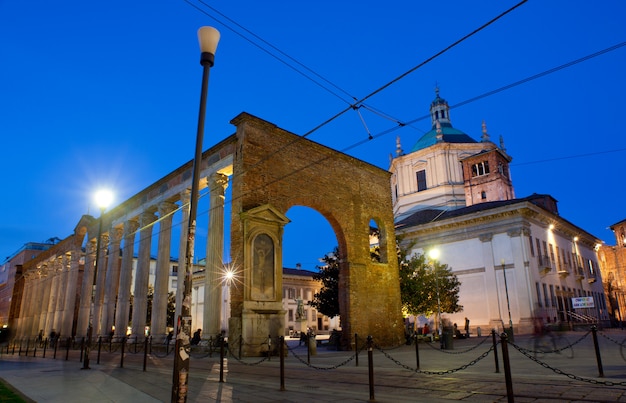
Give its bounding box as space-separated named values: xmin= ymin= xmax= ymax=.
xmin=1 ymin=1 xmax=625 ymax=270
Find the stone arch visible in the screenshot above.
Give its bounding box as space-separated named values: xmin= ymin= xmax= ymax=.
xmin=228 ymin=113 xmax=404 ymax=353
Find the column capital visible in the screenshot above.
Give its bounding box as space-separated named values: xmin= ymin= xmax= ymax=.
xmin=208 ymin=172 xmax=229 ymax=192
xmin=158 ymin=201 xmax=178 ymax=217
xmin=140 ymin=211 xmax=157 ymax=227
xmin=109 ymin=226 xmax=124 ymax=244
xmin=124 ymin=218 xmax=140 ymax=237
xmin=479 ymin=233 xmax=493 ymax=243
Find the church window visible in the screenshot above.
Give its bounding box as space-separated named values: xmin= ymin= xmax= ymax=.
xmin=471 ymin=161 xmax=490 ymax=177
xmin=416 ymin=170 xmax=427 ymax=191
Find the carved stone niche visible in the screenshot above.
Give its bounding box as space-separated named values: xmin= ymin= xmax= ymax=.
xmin=239 ymin=204 xmax=290 ymax=356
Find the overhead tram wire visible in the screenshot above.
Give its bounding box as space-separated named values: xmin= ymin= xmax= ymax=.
xmin=345 ymin=40 xmax=626 ymax=153
xmin=123 ymin=38 xmax=626 ymax=254
xmin=186 ymin=0 xmax=529 ymax=178
xmin=184 ymin=0 xmax=355 ymax=106
xmin=122 ymin=0 xmax=530 ymax=246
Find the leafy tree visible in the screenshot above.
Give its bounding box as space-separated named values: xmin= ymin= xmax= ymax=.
xmin=309 ymin=247 xmax=341 ymax=318
xmin=398 ymin=248 xmax=463 ymax=318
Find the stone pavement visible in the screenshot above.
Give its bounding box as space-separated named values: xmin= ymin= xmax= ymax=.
xmin=1 ymin=331 xmax=626 ymax=402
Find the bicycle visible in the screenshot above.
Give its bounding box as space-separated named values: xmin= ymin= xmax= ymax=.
xmin=526 ymin=328 xmax=574 ymax=359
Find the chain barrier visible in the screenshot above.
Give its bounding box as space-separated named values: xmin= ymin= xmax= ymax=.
xmin=225 ymin=344 xmax=270 ymax=366
xmin=374 ymin=342 xmax=495 ymax=375
xmin=598 ymin=332 xmax=626 ymax=362
xmin=517 ymin=331 xmax=589 ymax=356
xmin=422 ymin=335 xmax=492 ymax=354
xmin=509 ymin=340 xmax=626 ymax=387
xmin=285 ymin=344 xmax=359 ymax=370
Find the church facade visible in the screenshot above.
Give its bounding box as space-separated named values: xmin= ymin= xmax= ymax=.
xmin=391 ymin=91 xmax=609 ymax=334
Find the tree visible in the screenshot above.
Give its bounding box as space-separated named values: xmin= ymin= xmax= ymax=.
xmin=309 ymin=247 xmax=341 ymax=318
xmin=398 ymin=248 xmax=463 ymax=318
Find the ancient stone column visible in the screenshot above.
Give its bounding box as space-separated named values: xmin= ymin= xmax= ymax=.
xmin=52 ymin=255 xmax=67 ymax=335
xmin=61 ymin=248 xmax=81 ymax=337
xmin=17 ymin=272 xmax=35 ymax=338
xmin=92 ymin=232 xmax=109 ymax=337
xmin=151 ymin=201 xmax=177 ymax=341
xmin=100 ymin=226 xmax=123 ymax=338
xmin=114 ymin=219 xmax=139 ymax=339
xmin=131 ymin=211 xmax=156 ymax=340
xmin=76 ymin=239 xmax=97 ymax=339
xmin=175 ymin=190 xmax=190 ymax=326
xmin=40 ymin=265 xmax=53 ymax=337
xmin=203 ymin=173 xmax=229 ymax=337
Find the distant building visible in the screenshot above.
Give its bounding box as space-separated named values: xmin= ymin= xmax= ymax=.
xmin=391 ymin=90 xmax=608 ymax=334
xmin=0 ymin=241 xmax=56 ymax=329
xmin=597 ymin=219 xmax=626 ymax=325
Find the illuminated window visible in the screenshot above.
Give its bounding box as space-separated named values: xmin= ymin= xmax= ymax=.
xmin=471 ymin=161 xmax=490 ymax=177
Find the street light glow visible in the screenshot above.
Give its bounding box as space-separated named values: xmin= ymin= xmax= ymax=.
xmin=94 ymin=189 xmax=113 ymax=210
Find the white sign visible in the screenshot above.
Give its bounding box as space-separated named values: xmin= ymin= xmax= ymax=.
xmin=572 ymin=296 xmax=594 ymax=309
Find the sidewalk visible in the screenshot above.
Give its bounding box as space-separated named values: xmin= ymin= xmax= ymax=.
xmin=1 ymin=331 xmax=625 ymax=402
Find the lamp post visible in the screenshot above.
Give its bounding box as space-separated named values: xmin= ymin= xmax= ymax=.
xmin=501 ymin=259 xmax=513 ymax=339
xmin=428 ymin=249 xmax=442 ymax=343
xmin=82 ymin=189 xmax=113 ymax=369
xmin=171 ymin=26 xmax=220 ymax=402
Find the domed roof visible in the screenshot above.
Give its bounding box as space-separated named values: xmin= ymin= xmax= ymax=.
xmin=410 ymin=89 xmax=477 ymax=152
xmin=410 ymin=126 xmax=477 ymax=152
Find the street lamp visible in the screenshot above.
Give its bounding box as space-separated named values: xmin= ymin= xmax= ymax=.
xmin=82 ymin=189 xmax=113 ymax=369
xmin=501 ymin=259 xmax=513 ymax=339
xmin=428 ymin=249 xmax=442 ymax=345
xmin=172 ymin=26 xmax=220 ymax=402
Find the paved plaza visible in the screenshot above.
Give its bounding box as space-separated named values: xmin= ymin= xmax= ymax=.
xmin=1 ymin=330 xmax=626 ymax=402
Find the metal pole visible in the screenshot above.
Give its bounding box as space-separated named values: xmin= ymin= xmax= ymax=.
xmin=367 ymin=335 xmax=374 ymax=401
xmin=492 ymin=329 xmax=499 ymax=373
xmin=502 ymin=262 xmax=513 ymax=336
xmin=354 ymin=333 xmax=359 ymax=367
xmin=83 ymin=207 xmax=105 ymax=370
xmin=171 ymin=36 xmax=217 ymax=402
xmin=279 ymin=336 xmax=285 ymax=391
xmin=500 ymin=332 xmax=514 ymax=403
xmin=414 ymin=333 xmax=420 ymax=370
xmin=591 ymin=325 xmax=604 ymax=377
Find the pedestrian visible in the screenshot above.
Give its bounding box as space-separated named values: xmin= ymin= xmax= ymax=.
xmin=464 ymin=317 xmax=470 ymax=338
xmin=191 ymin=329 xmax=201 ymax=345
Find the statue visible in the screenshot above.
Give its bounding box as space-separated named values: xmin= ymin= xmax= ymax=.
xmin=295 ymin=298 xmax=305 ymax=321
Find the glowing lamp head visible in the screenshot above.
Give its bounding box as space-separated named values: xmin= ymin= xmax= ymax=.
xmin=428 ymin=248 xmax=440 ymax=260
xmin=94 ymin=189 xmax=113 ymax=210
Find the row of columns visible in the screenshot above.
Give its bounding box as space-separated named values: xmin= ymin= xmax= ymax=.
xmin=16 ymin=173 xmax=229 ymax=343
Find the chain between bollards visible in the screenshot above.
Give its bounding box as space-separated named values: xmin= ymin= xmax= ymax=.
xmin=590 ymin=325 xmax=604 ymax=377
xmin=500 ymin=332 xmax=514 ymax=403
xmin=492 ymin=329 xmax=499 ymax=373
xmin=367 ymin=335 xmax=374 ymax=401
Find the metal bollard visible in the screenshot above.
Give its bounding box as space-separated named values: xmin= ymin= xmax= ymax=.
xmin=414 ymin=333 xmax=420 ymax=370
xmin=65 ymin=337 xmax=71 ymax=361
xmin=279 ymin=336 xmax=285 ymax=391
xmin=355 ymin=333 xmax=359 ymax=367
xmin=268 ymin=334 xmax=272 ymax=361
xmin=591 ymin=325 xmax=604 ymax=377
xmin=97 ymin=336 xmax=102 ymax=364
xmin=367 ymin=335 xmax=374 ymax=401
xmin=220 ymin=332 xmax=226 ymax=383
xmin=120 ymin=337 xmax=125 ymax=368
xmin=500 ymin=332 xmax=514 ymax=403
xmin=492 ymin=329 xmax=499 ymax=373
xmin=143 ymin=337 xmax=148 ymax=372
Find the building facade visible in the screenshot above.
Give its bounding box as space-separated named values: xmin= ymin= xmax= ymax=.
xmin=392 ymin=91 xmax=608 ymax=334
xmin=597 ymin=218 xmax=626 ymax=325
